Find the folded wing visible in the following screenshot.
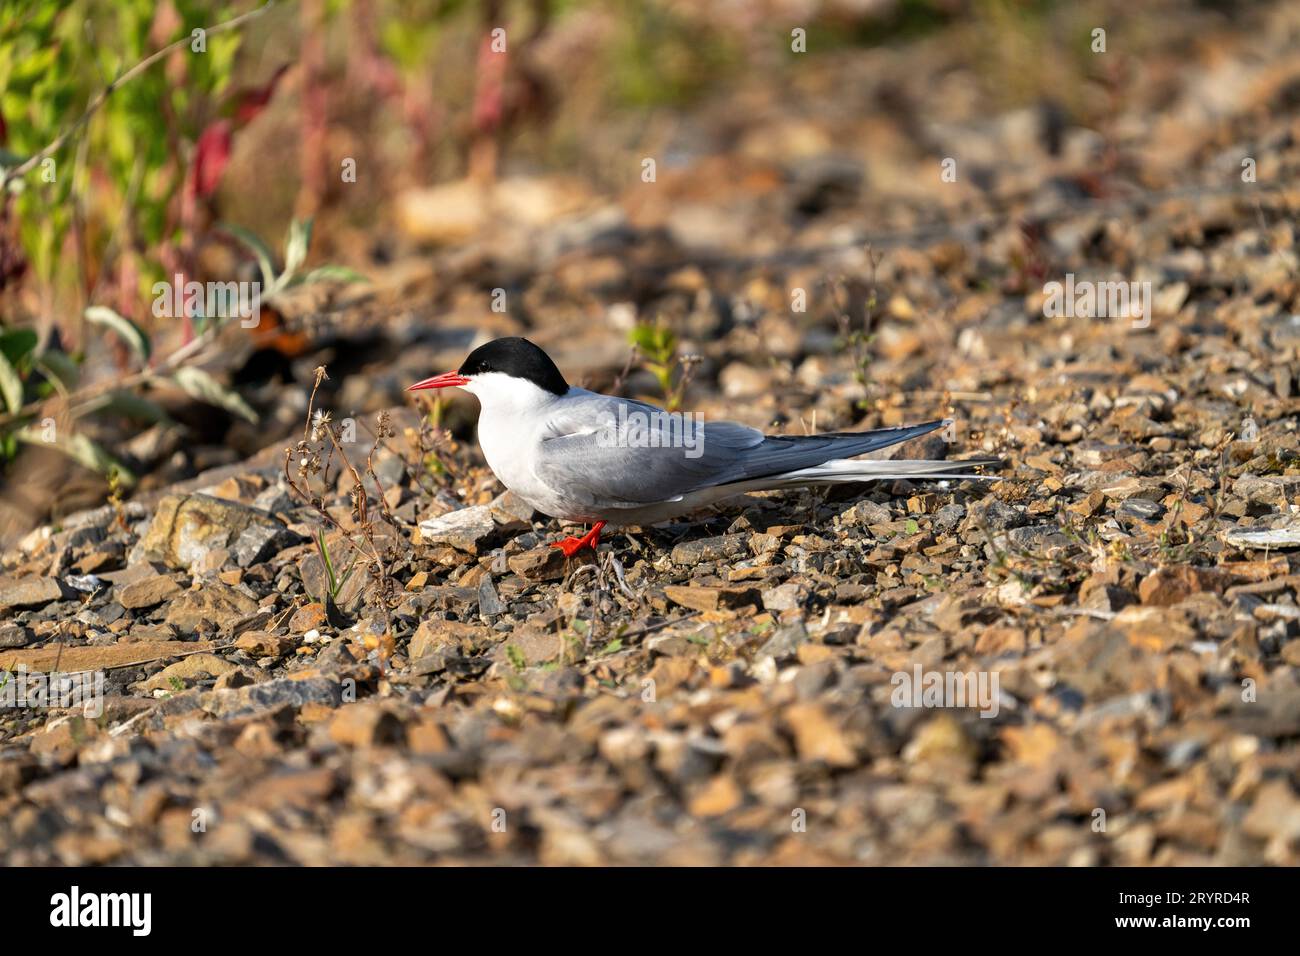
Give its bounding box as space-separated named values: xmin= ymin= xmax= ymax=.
xmin=534 ymin=390 xmax=949 ymax=509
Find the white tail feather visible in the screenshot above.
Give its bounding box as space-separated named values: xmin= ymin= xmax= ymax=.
xmin=767 ymin=457 xmax=1000 ymax=485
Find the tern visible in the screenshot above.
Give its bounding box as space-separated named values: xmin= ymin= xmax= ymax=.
xmin=409 ymin=337 xmax=996 ymax=556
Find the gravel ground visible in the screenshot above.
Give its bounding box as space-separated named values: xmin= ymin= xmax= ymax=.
xmin=2 ymin=2 xmax=1299 ymax=866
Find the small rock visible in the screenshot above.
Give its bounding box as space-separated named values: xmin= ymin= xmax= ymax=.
xmin=664 ymin=584 xmax=761 ymax=613
xmin=0 ymin=624 xmax=34 ymax=648
xmin=903 ymin=714 xmax=976 ymax=766
xmin=135 ymin=494 xmax=293 ymax=571
xmin=163 ymin=583 xmax=259 ymax=635
xmin=409 ymin=620 xmax=486 ymax=660
xmin=1224 ymin=522 xmax=1300 ymax=550
xmin=117 ymin=575 xmax=183 ymax=610
xmin=783 ymin=703 xmax=857 ymax=768
xmin=0 ymin=576 xmax=67 ymax=609
xmin=1117 ymin=498 xmax=1163 ymax=521
xmin=1138 ymin=566 xmax=1219 ymax=606
xmin=969 ymin=499 xmax=1025 ymax=531
xmin=140 ymin=654 xmax=238 ymax=693
xmin=1233 ymin=474 xmax=1300 ymax=507
xmin=507 ymin=546 xmax=567 ymax=581
xmin=231 ymin=522 xmax=299 ymax=568
xmin=761 ymin=583 xmax=802 ymax=612
xmin=329 ymin=704 xmax=404 ymax=747
xmin=499 ymin=628 xmax=563 ymax=666
xmin=234 ymin=631 xmax=294 ymax=658
xmin=478 ymin=575 xmax=504 ymax=617
xmin=931 ymin=503 xmax=965 ymax=534
xmin=418 ymin=505 xmax=497 ymax=553
xmin=671 ymin=534 xmax=748 ymax=566
xmin=488 ymin=490 xmax=536 ymax=528
xmin=840 ymin=500 xmax=892 ymax=527
xmin=688 ymin=775 xmax=743 ymax=817
xmin=289 ymin=603 xmax=329 ymax=634
xmin=207 ymin=676 xmax=342 ymax=719
xmin=758 ymin=620 xmax=808 ymax=659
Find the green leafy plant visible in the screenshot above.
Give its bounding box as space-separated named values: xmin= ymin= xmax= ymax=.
xmin=628 ymin=320 xmax=699 ymax=412
xmin=0 ymin=216 xmax=362 ymax=484
xmin=219 ymin=218 xmax=367 ymax=316
xmin=310 ymin=528 xmax=359 ymax=605
xmin=0 ymin=0 xmax=253 ymax=315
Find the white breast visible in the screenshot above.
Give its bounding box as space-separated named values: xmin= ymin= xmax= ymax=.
xmin=465 ymin=373 xmax=578 ymax=519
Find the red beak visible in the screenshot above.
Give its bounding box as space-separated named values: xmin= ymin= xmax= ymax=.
xmin=408 ymin=370 xmax=470 ymax=391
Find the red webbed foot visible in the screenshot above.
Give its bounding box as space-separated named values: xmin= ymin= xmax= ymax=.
xmin=550 ymin=521 xmax=606 ymax=558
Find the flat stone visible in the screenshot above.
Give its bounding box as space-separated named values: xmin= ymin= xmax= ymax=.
xmin=134 ymin=494 xmax=294 ymax=571
xmin=117 ymin=575 xmax=183 ymax=610
xmin=507 ymin=546 xmax=567 ymax=581
xmin=1138 ymin=566 xmax=1220 ymax=606
xmin=488 ymin=490 xmax=536 ymax=527
xmin=418 ymin=505 xmax=496 ymax=553
xmin=163 ymin=583 xmax=259 ymax=635
xmin=1233 ymin=474 xmax=1300 ymax=507
xmin=1117 ymin=498 xmax=1163 ymax=521
xmin=478 ymin=575 xmax=504 ymax=617
xmin=409 ymin=620 xmax=487 ymax=660
xmin=761 ymin=583 xmax=801 ymax=612
xmin=758 ymin=620 xmax=808 ymax=659
xmin=671 ymin=533 xmax=748 ymax=566
xmin=328 ymin=704 xmax=404 ymax=747
xmin=206 ymin=676 xmax=342 ymax=719
xmin=234 ymin=631 xmax=294 ymax=658
xmin=1224 ymin=522 xmax=1300 ymax=550
xmin=231 ymin=523 xmax=299 ymax=567
xmin=664 ymin=584 xmax=760 ymax=612
xmin=0 ymin=624 xmax=34 ymax=648
xmin=140 ymin=654 xmax=239 ymax=693
xmin=0 ymin=640 xmax=216 ymax=673
xmin=0 ymin=576 xmax=66 ymax=609
xmin=289 ymin=603 xmax=329 ymax=634
xmin=783 ymin=702 xmax=857 ymax=768
xmin=499 ymin=628 xmax=562 ymax=666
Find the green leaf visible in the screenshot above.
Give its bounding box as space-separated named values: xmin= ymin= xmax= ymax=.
xmin=15 ymin=427 xmax=136 ymax=485
xmin=218 ymin=223 xmax=278 ymax=290
xmin=0 ymin=328 xmax=37 ymax=367
xmin=317 ymin=530 xmax=337 ymax=594
xmin=35 ymin=351 xmax=79 ymax=390
xmin=283 ymin=218 xmax=314 ymax=280
xmin=294 ymin=264 xmax=368 ymax=286
xmin=0 ymin=351 xmax=22 ymax=413
xmin=90 ymin=391 xmax=173 ymax=425
xmin=172 ymin=367 xmax=258 ymax=423
xmin=84 ymin=305 xmax=150 ymax=362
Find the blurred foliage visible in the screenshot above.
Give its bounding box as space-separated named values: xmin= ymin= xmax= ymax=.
xmin=1 ymin=0 xmax=242 ymax=306
xmin=0 ymin=0 xmax=1129 ymax=493
xmin=610 ymin=0 xmax=741 ymax=108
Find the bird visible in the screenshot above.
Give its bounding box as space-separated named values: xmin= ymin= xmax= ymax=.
xmin=408 ymin=336 xmax=997 ymax=556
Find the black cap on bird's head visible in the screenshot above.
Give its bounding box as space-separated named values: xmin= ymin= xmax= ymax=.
xmin=407 ymin=336 xmax=569 ymax=396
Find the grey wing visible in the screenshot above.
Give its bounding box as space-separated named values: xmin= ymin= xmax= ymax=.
xmin=534 ymin=392 xmax=766 ymax=508
xmin=534 ymin=390 xmax=946 ymax=509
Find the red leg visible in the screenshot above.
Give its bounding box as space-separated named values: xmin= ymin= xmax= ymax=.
xmin=550 ymin=521 xmax=606 ymax=558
